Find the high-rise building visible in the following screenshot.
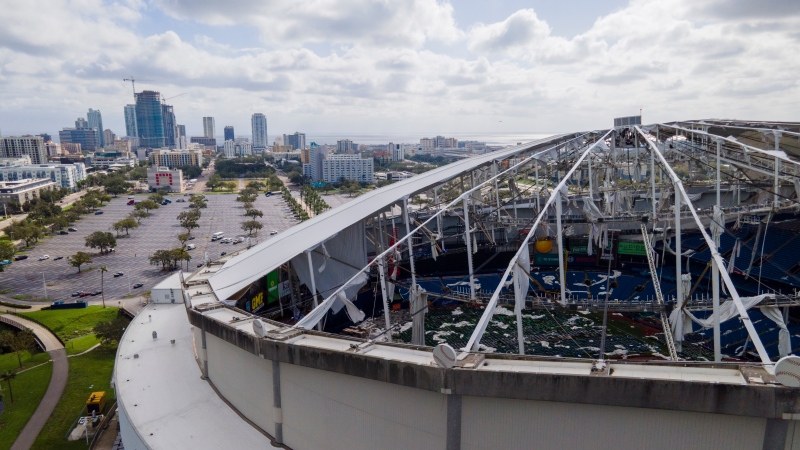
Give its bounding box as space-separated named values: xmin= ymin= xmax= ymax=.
xmin=103 ymin=129 xmax=116 ymax=148
xmin=177 ymin=124 xmax=186 ymax=138
xmin=135 ymin=91 xmax=165 ymax=148
xmin=321 ymin=154 xmax=374 ymax=183
xmin=124 ymin=104 xmax=138 ymax=138
xmin=75 ymin=117 xmax=89 ymax=129
xmin=59 ymin=128 xmax=98 ymax=152
xmin=223 ymin=140 xmax=236 ymax=158
xmin=239 ymin=142 xmax=252 ymax=156
xmin=148 ymin=149 xmax=203 ymax=168
xmin=285 ymin=132 xmax=306 ymax=150
xmin=38 ymin=133 xmax=52 ymax=143
xmin=224 ymin=126 xmax=235 ymax=142
xmin=0 ymin=135 xmax=47 ymax=164
xmin=203 ymin=117 xmax=215 ymax=139
xmin=390 ymin=143 xmax=404 ymax=161
xmin=87 ymin=109 xmax=104 ymax=147
xmin=337 ymin=139 xmax=354 ymax=153
xmin=162 ymin=104 xmax=176 ymax=147
xmin=251 ymin=113 xmax=267 ymax=149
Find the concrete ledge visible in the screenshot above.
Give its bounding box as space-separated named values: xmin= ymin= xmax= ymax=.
xmin=188 ymin=309 xmax=800 ymax=420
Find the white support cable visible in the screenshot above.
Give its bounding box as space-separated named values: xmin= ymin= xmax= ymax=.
xmin=640 ymin=223 xmax=678 ymax=360
xmin=635 ymin=126 xmax=773 ymax=365
xmin=290 ymin=135 xmax=590 ymax=330
xmin=464 ymin=130 xmax=613 ymax=352
xmin=657 ymin=123 xmax=800 ymax=168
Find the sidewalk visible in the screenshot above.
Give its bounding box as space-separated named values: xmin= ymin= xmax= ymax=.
xmin=0 ymin=313 xmax=69 ymax=450
xmin=10 ymin=348 xmax=68 ymax=450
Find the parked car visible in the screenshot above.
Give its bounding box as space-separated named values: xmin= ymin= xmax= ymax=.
xmin=68 ymin=227 xmax=78 ymax=232
xmin=113 ymin=272 xmax=124 ymax=277
xmin=270 ymin=230 xmax=278 ymax=235
xmin=94 ymin=211 xmax=104 ymax=215
xmin=132 ymin=283 xmax=143 ymax=289
xmin=58 ymin=230 xmax=69 ymax=235
xmin=161 ymin=200 xmax=169 ymax=205
xmin=188 ymin=235 xmax=196 ymax=240
xmin=220 ymin=252 xmax=227 ymax=256
xmin=54 ymin=256 xmax=64 ymax=261
xmin=0 ymin=260 xmax=12 ymax=266
xmin=72 ymin=291 xmax=83 ymax=297
xmin=176 ymin=199 xmax=186 ymax=203
xmin=92 ymin=290 xmax=102 ymax=296
xmin=14 ymin=255 xmax=28 ymax=261
xmin=196 ymin=263 xmax=204 ymax=268
xmin=128 ymin=196 xmax=135 ymax=199
xmin=38 ymin=255 xmax=50 ymax=261
xmin=127 ymin=199 xmax=135 ymax=205
xmin=79 ymin=292 xmax=91 ymax=297
xmin=233 ymin=237 xmax=244 ymax=244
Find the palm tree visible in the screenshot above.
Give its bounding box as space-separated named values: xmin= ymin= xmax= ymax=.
xmin=1 ymin=371 xmax=16 ymax=403
xmin=100 ymin=266 xmax=108 ymax=308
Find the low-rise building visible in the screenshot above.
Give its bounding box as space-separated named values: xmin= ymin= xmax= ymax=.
xmin=0 ymin=178 xmax=58 ymax=207
xmin=147 ymin=166 xmax=183 ymax=192
xmin=0 ymin=160 xmax=86 ymax=190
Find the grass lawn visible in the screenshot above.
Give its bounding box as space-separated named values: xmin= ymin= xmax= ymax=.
xmin=0 ymin=362 xmax=52 ymax=449
xmin=64 ymin=334 xmax=101 ymax=356
xmin=31 ymin=345 xmax=118 ymax=450
xmin=20 ymin=306 xmax=120 ymax=341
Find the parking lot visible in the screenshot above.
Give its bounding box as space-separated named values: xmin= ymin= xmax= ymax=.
xmin=0 ymin=193 xmax=298 ymax=302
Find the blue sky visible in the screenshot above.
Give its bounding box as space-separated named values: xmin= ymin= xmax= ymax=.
xmin=0 ymin=0 xmax=798 ymax=142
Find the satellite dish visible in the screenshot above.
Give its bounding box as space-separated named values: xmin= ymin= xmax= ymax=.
xmin=774 ymin=355 xmax=800 ymax=387
xmin=253 ymin=319 xmax=267 ymax=338
xmin=432 ymin=343 xmax=457 ymax=369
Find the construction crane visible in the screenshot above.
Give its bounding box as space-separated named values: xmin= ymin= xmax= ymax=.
xmin=123 ymin=76 xmax=138 ymax=97
xmin=161 ymin=93 xmax=187 ymax=103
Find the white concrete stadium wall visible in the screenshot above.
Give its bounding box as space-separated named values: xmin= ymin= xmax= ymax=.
xmin=205 ymin=332 xmax=275 ymax=436
xmin=461 ymin=396 xmax=765 ymax=450
xmin=118 ymin=400 xmax=148 ymax=450
xmin=280 ymin=362 xmax=447 ymax=450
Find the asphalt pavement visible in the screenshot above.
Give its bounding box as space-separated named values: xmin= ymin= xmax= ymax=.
xmin=0 ymin=193 xmax=298 ymax=303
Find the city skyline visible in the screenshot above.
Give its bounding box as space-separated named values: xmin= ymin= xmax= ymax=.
xmin=1 ymin=1 xmax=798 ymax=139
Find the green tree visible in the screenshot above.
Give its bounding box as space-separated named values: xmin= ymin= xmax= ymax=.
xmin=149 ymin=249 xmax=172 ymax=270
xmin=241 ymin=220 xmax=263 ymax=235
xmin=0 ymin=241 xmax=16 ymax=270
xmin=0 ymin=329 xmax=37 ymax=369
xmin=244 ymin=208 xmax=263 ymax=219
xmin=113 ymin=217 xmax=139 ymax=236
xmin=68 ymin=251 xmax=93 ymax=272
xmin=93 ymin=315 xmax=128 ymax=345
xmin=177 ymin=232 xmax=191 ymax=248
xmin=1 ymin=370 xmax=17 ymax=403
xmin=177 ymin=209 xmax=201 ymax=234
xmin=246 ymin=180 xmax=265 ymax=190
xmin=85 ymin=231 xmax=117 ymax=254
xmin=103 ymin=177 xmax=131 ymax=197
xmin=148 ymin=192 xmax=165 ymax=204
xmin=131 ymin=209 xmax=150 ymax=224
xmin=189 ymin=194 xmax=207 ymax=210
xmin=136 ymin=199 xmax=159 ymax=213
xmin=180 ymin=164 xmax=202 ymax=179
xmin=170 ymin=248 xmax=191 ymax=270
xmin=207 ymin=174 xmax=222 ymax=190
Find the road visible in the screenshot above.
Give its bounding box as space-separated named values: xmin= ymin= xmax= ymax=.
xmin=0 ymin=193 xmax=298 ymax=303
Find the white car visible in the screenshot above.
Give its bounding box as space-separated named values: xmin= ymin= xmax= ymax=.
xmin=39 ymin=255 xmax=50 ymax=261
xmin=270 ymin=230 xmax=278 ymax=235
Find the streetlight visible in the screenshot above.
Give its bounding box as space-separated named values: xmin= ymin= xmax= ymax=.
xmin=42 ymin=272 xmax=47 ymax=300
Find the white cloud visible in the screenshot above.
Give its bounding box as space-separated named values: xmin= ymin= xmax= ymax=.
xmin=0 ymin=0 xmax=798 ymax=139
